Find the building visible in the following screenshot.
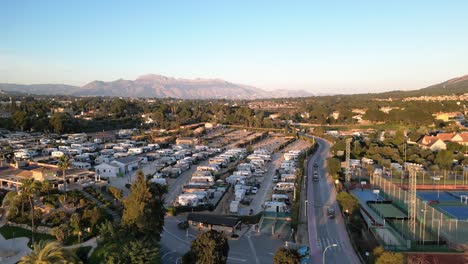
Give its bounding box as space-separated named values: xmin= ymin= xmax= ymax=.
xmin=94 ymin=163 xmax=120 ymax=178
xmin=417 ymin=136 xmax=447 ymax=151
xmin=433 ymin=112 xmax=463 ymax=122
xmin=176 ymin=137 xmax=199 ymax=146
xmin=417 ymin=132 xmax=468 ymax=150
xmin=111 ymin=156 xmax=140 ymax=173
xmin=187 ymin=213 xmax=241 ymax=233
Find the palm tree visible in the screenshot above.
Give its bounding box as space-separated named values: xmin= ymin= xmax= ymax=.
xmin=19 ymin=240 xmax=80 ymax=264
xmin=41 ymin=180 xmax=51 ymax=198
xmin=57 ymin=155 xmax=71 ymax=199
xmin=20 ymin=178 xmax=41 ymax=245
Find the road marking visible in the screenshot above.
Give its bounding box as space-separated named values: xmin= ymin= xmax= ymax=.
xmin=161 ymin=250 xmax=176 ymax=259
xmin=247 ymin=232 xmax=261 ymax=264
xmin=227 ymin=257 xmax=247 ymax=262
xmin=162 ymin=226 xmax=191 ymax=245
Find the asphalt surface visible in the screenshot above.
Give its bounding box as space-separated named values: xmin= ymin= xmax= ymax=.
xmin=160 ymin=215 xmax=285 ymax=264
xmin=306 ymin=137 xmax=361 ymax=264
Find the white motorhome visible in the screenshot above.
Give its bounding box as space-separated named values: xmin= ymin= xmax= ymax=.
xmin=274 ymin=182 xmax=295 ymax=192
xmin=264 ymin=201 xmax=289 ymax=213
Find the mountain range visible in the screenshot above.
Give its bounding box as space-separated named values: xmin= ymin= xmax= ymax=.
xmin=0 ymin=74 xmax=312 ymax=99
xmin=1 ymin=73 xmax=467 ymax=99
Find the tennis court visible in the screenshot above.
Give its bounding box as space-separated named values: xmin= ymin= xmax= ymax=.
xmin=417 ymin=191 xmax=459 ymax=202
xmin=436 ymin=205 xmax=468 ymax=220
xmin=369 ymin=203 xmax=407 ymax=219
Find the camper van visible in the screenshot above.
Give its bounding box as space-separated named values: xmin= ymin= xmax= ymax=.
xmin=264 ymin=201 xmax=289 ymax=213
xmin=272 ymin=194 xmax=291 ymax=205
xmin=274 ymin=182 xmax=295 ymax=192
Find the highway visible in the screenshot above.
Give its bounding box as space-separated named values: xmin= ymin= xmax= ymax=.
xmin=305 ymin=136 xmax=361 ymax=264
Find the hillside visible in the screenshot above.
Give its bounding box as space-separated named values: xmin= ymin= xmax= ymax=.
xmin=0 ymin=74 xmax=312 ymax=99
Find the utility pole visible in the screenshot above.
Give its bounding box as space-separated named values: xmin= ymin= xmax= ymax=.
xmin=345 ymin=138 xmax=352 ymax=183
xmin=408 ymin=170 xmax=417 ymax=239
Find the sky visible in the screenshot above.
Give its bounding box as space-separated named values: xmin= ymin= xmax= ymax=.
xmin=1 ymin=0 xmax=468 ymax=94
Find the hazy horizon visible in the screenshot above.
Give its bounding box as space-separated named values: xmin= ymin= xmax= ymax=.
xmin=2 ymin=1 xmax=468 ymax=94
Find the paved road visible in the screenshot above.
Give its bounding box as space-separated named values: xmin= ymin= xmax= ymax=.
xmin=160 ymin=216 xmax=284 ymax=264
xmin=305 ymin=136 xmax=361 ymax=264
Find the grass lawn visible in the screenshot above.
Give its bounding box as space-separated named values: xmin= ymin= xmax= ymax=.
xmin=0 ymin=225 xmax=56 ymax=247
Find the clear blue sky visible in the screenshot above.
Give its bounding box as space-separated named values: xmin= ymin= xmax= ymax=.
xmin=1 ymin=0 xmax=467 ymax=93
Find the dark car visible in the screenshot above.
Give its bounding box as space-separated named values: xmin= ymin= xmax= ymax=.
xmin=177 ymin=221 xmax=189 ymax=230
xmin=327 ymin=207 xmax=336 ymax=219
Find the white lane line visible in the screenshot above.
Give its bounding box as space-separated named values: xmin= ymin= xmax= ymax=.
xmin=161 ymin=250 xmax=176 ymax=259
xmin=247 ymin=232 xmax=261 ymax=264
xmin=227 ymin=257 xmax=247 ymax=262
xmin=162 ymin=226 xmax=191 ymax=245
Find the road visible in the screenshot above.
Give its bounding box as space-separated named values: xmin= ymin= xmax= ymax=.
xmin=305 ymin=136 xmax=361 ymax=264
xmin=160 ymin=215 xmax=284 ymax=264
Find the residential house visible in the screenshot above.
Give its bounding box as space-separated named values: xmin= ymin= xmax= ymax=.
xmin=111 ymin=156 xmax=140 ymax=173
xmin=176 ymin=137 xmax=199 ymax=146
xmin=417 ymin=136 xmax=447 ymax=151
xmin=95 ymin=163 xmax=121 ymax=178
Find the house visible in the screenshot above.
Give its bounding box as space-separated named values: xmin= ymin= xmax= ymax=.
xmin=187 ymin=213 xmax=241 ymax=233
xmin=176 ymin=137 xmax=199 ymax=146
xmin=111 ymin=156 xmax=140 ymax=173
xmin=331 ymin=111 xmax=340 ymax=119
xmin=417 ymin=136 xmax=447 ymax=151
xmin=205 ymin=123 xmax=215 ymax=129
xmin=418 ymin=132 xmax=468 ymax=150
xmin=95 ymin=163 xmax=121 ymax=178
xmin=433 ymin=112 xmax=463 ymax=122
xmin=436 ymin=132 xmax=468 ymax=146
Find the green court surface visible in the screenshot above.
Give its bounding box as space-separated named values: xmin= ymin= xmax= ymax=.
xmin=369 ymin=203 xmax=407 ymax=219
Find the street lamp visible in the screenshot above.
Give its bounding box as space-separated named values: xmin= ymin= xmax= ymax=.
xmin=305 ymin=200 xmax=308 ymax=217
xmin=322 ymin=243 xmax=338 ymax=264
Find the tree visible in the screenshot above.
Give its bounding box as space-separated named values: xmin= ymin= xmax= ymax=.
xmin=57 ymin=155 xmax=71 ymax=199
xmin=122 ymin=170 xmax=166 ymax=240
xmin=51 ymin=224 xmax=69 ymax=243
xmin=183 ymin=230 xmax=229 ymax=264
xmin=434 ymin=150 xmax=454 ymax=170
xmin=108 ymin=186 xmax=122 ymax=201
xmin=327 ymin=157 xmax=342 ymax=179
xmin=12 ymin=111 xmax=28 ymax=131
xmin=19 ymin=240 xmax=80 ymax=264
xmin=273 ymin=247 xmax=301 ymax=264
xmin=123 ymin=239 xmax=160 ymax=264
xmin=41 ymin=180 xmax=52 ymax=198
xmin=375 ymin=251 xmax=406 ymax=264
xmin=336 ymin=191 xmax=360 ymax=215
xmin=20 ymin=178 xmax=41 ymax=244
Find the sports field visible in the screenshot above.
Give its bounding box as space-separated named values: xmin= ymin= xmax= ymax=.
xmin=436 ymin=205 xmax=468 ymax=220
xmin=369 ymin=203 xmax=407 ymax=219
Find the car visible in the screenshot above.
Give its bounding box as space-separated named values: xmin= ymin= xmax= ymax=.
xmin=327 ymin=207 xmax=336 ymax=219
xmin=273 ymin=176 xmax=279 ymax=182
xmin=177 ymin=221 xmax=189 ymax=229
xmin=251 ymin=187 xmax=258 ymax=194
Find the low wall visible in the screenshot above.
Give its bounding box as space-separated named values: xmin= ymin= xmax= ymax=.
xmin=7 ymin=221 xmax=53 ymax=234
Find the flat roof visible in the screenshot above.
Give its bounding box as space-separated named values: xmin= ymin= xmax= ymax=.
xmin=187 ymin=213 xmax=240 ymax=227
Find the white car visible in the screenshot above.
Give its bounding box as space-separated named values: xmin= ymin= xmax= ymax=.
xmin=251 ymin=187 xmax=258 ymax=194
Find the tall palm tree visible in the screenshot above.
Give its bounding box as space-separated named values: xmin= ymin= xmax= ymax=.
xmin=19 ymin=240 xmax=80 ymax=264
xmin=20 ymin=178 xmax=41 ymax=245
xmin=41 ymin=180 xmax=51 ymax=198
xmin=57 ymin=155 xmax=71 ymax=199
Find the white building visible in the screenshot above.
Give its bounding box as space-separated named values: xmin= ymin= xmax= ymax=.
xmin=95 ymin=163 xmax=120 ymax=178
